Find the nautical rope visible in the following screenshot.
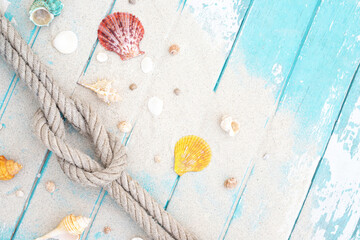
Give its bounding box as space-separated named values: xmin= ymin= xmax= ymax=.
xmin=0 ymin=14 xmax=196 ymax=240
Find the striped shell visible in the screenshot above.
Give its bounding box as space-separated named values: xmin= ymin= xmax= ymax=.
xmin=174 ymin=136 xmax=212 ymax=176
xmin=0 ymin=155 xmax=22 ymax=180
xmin=98 ymin=12 xmax=145 ymax=61
xmin=35 ymin=214 xmax=90 ymax=240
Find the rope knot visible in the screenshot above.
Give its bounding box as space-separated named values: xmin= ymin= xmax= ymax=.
xmin=33 ymin=98 xmax=127 ymax=187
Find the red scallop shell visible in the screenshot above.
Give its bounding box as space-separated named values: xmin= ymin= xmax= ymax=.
xmin=98 ymin=12 xmax=145 ymax=61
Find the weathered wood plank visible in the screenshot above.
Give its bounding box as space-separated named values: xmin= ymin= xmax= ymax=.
xmin=291 ymin=67 xmax=360 ymax=239
xmin=225 ymin=0 xmax=360 ymax=238
xmin=0 ymin=0 xmax=125 ymax=238
xmin=167 ymin=0 xmax=323 ymax=238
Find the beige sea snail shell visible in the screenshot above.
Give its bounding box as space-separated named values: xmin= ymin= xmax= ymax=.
xmin=129 ymin=83 xmax=137 ymax=90
xmin=220 ymin=115 xmax=240 ymax=136
xmin=35 ymin=214 xmax=90 ymax=240
xmin=154 ymin=155 xmax=161 ymax=163
xmin=103 ymin=226 xmax=111 ymax=234
xmin=224 ymin=177 xmax=238 ymax=189
xmin=117 ymin=121 xmax=132 ymax=133
xmin=173 ymin=88 xmax=181 ymax=95
xmin=45 ymin=181 xmax=56 ymax=193
xmin=169 ymin=44 xmax=180 ymax=55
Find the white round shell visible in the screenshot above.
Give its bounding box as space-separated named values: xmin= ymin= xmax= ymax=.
xmin=53 ymin=31 xmax=78 ymax=54
xmin=220 ymin=115 xmax=232 ymax=132
xmin=141 ymin=56 xmax=154 ymax=73
xmin=96 ymin=52 xmax=108 ymax=62
xmin=148 ymin=97 xmax=163 ymax=116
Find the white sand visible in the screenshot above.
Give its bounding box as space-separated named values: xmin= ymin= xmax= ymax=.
xmin=73 ymin=1 xmax=299 ymax=238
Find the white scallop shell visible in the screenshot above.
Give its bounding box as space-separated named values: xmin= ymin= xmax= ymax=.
xmin=53 ymin=31 xmax=78 ymax=54
xmin=148 ymin=97 xmax=163 ymax=116
xmin=141 ymin=56 xmax=154 ymax=73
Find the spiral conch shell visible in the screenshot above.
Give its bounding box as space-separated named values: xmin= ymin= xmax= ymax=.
xmin=35 ymin=214 xmax=90 ymax=240
xmin=79 ymin=79 xmax=121 ymax=104
xmin=0 ymin=155 xmax=22 ymax=180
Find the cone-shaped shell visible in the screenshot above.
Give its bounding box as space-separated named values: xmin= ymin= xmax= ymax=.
xmin=0 ymin=156 xmax=22 ymax=180
xmin=174 ymin=136 xmax=212 ymax=176
xmin=29 ymin=0 xmax=64 ymax=26
xmin=98 ymin=12 xmax=145 ymax=61
xmin=35 ymin=214 xmax=90 ymax=240
xmin=79 ymin=79 xmax=121 ymax=104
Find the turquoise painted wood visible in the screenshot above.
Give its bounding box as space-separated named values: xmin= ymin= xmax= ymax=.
xmin=290 ymin=65 xmax=360 ymax=239
xmin=226 ymin=0 xmax=360 ymax=239
xmin=0 ymin=0 xmax=360 ymax=239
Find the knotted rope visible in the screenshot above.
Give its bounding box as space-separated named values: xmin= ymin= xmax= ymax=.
xmin=0 ymin=14 xmax=196 ymax=240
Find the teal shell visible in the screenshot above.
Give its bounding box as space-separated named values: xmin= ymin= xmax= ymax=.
xmin=29 ymin=0 xmax=64 ymax=17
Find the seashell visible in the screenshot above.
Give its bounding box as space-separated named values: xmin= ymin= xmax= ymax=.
xmin=35 ymin=214 xmax=90 ymax=240
xmin=174 ymin=135 xmax=211 ymax=176
xmin=53 ymin=31 xmax=78 ymax=54
xmin=220 ymin=115 xmax=240 ymax=136
xmin=141 ymin=56 xmax=154 ymax=73
xmin=79 ymin=79 xmax=121 ymax=104
xmin=45 ymin=181 xmax=56 ymax=193
xmin=96 ymin=52 xmax=108 ymax=63
xmin=148 ymin=97 xmax=163 ymax=116
xmin=169 ymin=44 xmax=180 ymax=55
xmin=103 ymin=226 xmax=111 ymax=234
xmin=15 ymin=190 xmax=24 ymax=198
xmin=154 ymin=155 xmax=161 ymax=163
xmin=98 ymin=12 xmax=145 ymax=61
xmin=29 ymin=0 xmax=63 ymax=26
xmin=0 ymin=156 xmax=22 ymax=180
xmin=173 ymin=88 xmax=181 ymax=96
xmin=229 ymin=120 xmax=240 ymax=136
xmin=129 ymin=83 xmax=137 ymax=90
xmin=224 ymin=177 xmax=238 ymax=189
xmin=117 ymin=121 xmax=132 ymax=133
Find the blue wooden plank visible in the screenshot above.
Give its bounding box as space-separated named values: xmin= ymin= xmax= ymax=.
xmin=290 ymin=65 xmax=360 ymax=239
xmin=165 ymin=0 xmax=323 ymax=238
xmin=0 ymin=0 xmax=123 ymax=238
xmin=225 ymin=0 xmax=360 ymax=238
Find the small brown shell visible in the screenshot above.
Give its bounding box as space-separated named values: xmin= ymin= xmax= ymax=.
xmin=103 ymin=226 xmax=112 ymax=234
xmin=224 ymin=177 xmax=238 ymax=189
xmin=169 ymin=44 xmax=180 ymax=55
xmin=129 ymin=83 xmax=137 ymax=90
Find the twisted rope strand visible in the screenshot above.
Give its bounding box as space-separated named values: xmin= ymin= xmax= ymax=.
xmin=0 ymin=14 xmax=196 ymax=240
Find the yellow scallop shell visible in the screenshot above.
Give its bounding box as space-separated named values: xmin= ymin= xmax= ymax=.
xmin=0 ymin=155 xmax=22 ymax=180
xmin=174 ymin=135 xmax=212 ymax=176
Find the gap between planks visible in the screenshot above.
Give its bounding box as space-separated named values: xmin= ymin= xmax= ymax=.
xmin=287 ymin=62 xmax=360 ymax=239
xmin=218 ymin=0 xmax=323 ymax=239
xmin=6 ymin=0 xmax=118 ymax=238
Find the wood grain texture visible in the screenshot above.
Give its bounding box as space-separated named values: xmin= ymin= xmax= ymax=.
xmin=225 ymin=0 xmax=360 ymax=239
xmin=291 ymin=66 xmax=360 ymax=239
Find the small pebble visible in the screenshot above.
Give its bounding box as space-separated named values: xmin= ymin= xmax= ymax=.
xmin=45 ymin=181 xmax=56 ymax=193
xmin=154 ymin=155 xmax=161 ymax=163
xmin=173 ymin=88 xmax=181 ymax=96
xmin=169 ymin=44 xmax=180 ymax=55
xmin=118 ymin=121 xmax=132 ymax=133
xmin=129 ymin=83 xmax=137 ymax=91
xmin=262 ymin=153 xmax=270 ymax=160
xmin=129 ymin=0 xmax=136 ymax=4
xmin=96 ymin=52 xmax=108 ymax=63
xmin=148 ymin=97 xmax=163 ymax=116
xmin=141 ymin=56 xmax=154 ymax=73
xmin=52 ymin=31 xmax=78 ymax=54
xmin=103 ymin=226 xmax=112 ymax=234
xmin=15 ymin=190 xmax=24 ymax=198
xmin=224 ymin=177 xmax=238 ymax=189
